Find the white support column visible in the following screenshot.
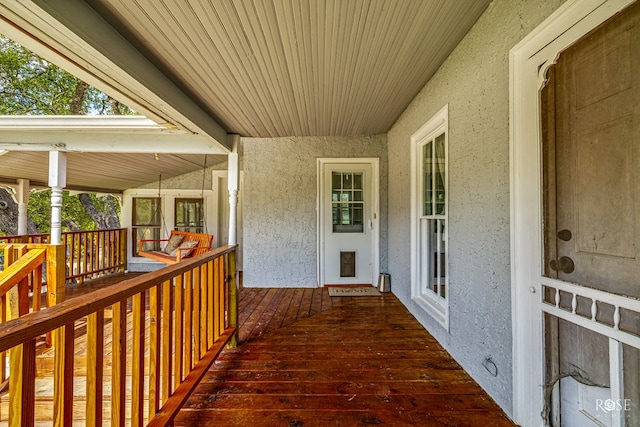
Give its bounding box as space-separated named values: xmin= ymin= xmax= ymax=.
xmin=48 ymin=151 xmax=67 ymax=245
xmin=16 ymin=179 xmax=30 ymax=235
xmin=227 ymin=135 xmax=240 ymax=246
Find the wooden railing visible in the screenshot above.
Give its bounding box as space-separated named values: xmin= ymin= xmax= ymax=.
xmin=0 ymin=229 xmax=127 ymax=284
xmin=0 ymin=245 xmax=238 ymax=426
xmin=0 ymin=243 xmax=66 ymax=415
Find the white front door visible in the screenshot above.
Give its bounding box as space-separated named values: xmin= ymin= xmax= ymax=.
xmin=318 ymin=159 xmax=378 ymax=286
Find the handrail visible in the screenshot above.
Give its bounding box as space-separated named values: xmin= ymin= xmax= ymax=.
xmin=0 ymin=244 xmax=238 ymax=426
xmin=0 ymin=248 xmax=45 ymax=298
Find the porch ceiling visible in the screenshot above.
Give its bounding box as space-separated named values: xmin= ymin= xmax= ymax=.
xmin=0 ymin=0 xmax=490 ymax=138
xmin=0 ymin=151 xmax=224 ymax=194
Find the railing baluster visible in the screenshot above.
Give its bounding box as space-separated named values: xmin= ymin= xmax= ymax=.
xmin=149 ymin=282 xmax=162 ymax=418
xmin=111 ymin=300 xmax=126 ymax=427
xmin=184 ymin=270 xmax=193 ymax=373
xmin=1 ymin=295 xmax=6 ymax=384
xmin=228 ymin=251 xmax=238 ymax=348
xmin=217 ymin=256 xmax=224 ymax=338
xmin=162 ymin=279 xmax=174 ymax=401
xmin=200 ymin=265 xmax=207 ymax=357
xmin=132 ymin=291 xmax=146 ymax=427
xmin=208 ymin=260 xmax=214 ymax=347
xmin=174 ymin=275 xmax=184 ymax=387
xmin=193 ymin=266 xmax=201 ymax=361
xmin=86 ymin=310 xmax=104 ymax=427
xmin=20 ymin=338 xmax=36 ymax=427
xmin=53 ymin=323 xmax=74 ymax=427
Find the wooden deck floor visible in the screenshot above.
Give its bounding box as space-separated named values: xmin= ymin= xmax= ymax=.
xmin=175 ymin=287 xmax=517 ymax=426
xmin=2 ymin=274 xmax=515 ymax=426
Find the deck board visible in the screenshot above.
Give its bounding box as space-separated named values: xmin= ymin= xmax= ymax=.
xmin=175 ymin=288 xmax=516 ymax=426
xmin=1 ymin=275 xmax=515 ymax=426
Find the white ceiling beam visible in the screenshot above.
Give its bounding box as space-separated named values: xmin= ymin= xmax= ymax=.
xmin=0 ymin=132 xmax=227 ymax=154
xmin=0 ymin=115 xmax=227 ymax=153
xmin=0 ymin=0 xmax=231 ymax=151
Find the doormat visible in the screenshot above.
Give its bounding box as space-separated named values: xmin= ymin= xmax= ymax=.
xmin=327 ymin=286 xmax=381 ymax=297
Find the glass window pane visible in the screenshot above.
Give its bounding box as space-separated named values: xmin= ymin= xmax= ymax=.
xmin=434 ymin=133 xmax=446 ymax=215
xmin=332 ymin=172 xmax=341 ymax=190
xmin=343 ymin=173 xmax=353 ymax=189
xmin=423 ymin=142 xmax=433 ymax=216
xmin=353 ymin=173 xmax=362 ymax=190
xmin=174 ymin=198 xmax=204 ymax=232
xmin=133 ymin=198 xmax=161 ymax=226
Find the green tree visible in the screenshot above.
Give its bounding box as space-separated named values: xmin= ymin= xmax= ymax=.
xmin=0 ymin=34 xmax=130 ymax=235
xmin=0 ymin=35 xmax=134 ymax=115
xmin=25 ymin=191 xmax=121 ymax=233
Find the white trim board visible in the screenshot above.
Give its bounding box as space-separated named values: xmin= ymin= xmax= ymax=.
xmin=509 ymin=0 xmax=635 ymax=425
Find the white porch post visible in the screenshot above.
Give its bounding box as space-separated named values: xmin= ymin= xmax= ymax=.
xmin=227 ymin=135 xmax=240 ymax=246
xmin=48 ymin=151 xmax=67 ymax=245
xmin=16 ymin=179 xmax=30 ymax=235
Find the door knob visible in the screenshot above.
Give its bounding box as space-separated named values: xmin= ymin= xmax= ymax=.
xmin=549 ymin=256 xmax=575 ymax=274
xmin=557 ymin=229 xmax=572 ymax=241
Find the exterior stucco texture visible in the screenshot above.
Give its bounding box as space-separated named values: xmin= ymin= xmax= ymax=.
xmin=386 ymin=0 xmax=566 ymax=416
xmin=242 ymin=135 xmax=387 ymax=288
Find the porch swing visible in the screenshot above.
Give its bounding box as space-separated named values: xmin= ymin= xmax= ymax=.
xmin=137 ymin=157 xmax=214 ymax=265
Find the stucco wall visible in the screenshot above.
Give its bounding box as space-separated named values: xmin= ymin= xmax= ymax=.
xmin=386 ymin=0 xmax=565 ymax=415
xmin=242 ymin=135 xmax=387 ymax=288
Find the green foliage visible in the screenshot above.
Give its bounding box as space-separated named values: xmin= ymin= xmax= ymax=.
xmin=0 ymin=35 xmax=134 ymax=115
xmin=27 ymin=191 xmax=121 ymax=232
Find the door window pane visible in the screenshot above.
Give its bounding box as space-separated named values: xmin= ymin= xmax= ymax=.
xmin=332 ymin=172 xmax=364 ymax=233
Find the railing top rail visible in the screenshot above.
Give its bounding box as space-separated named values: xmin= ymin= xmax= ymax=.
xmin=0 ymin=244 xmax=236 ymax=353
xmin=0 ymin=228 xmax=126 ymax=241
xmin=0 ymin=243 xmax=61 ymax=250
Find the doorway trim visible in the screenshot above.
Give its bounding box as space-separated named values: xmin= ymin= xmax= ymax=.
xmin=317 ymin=158 xmax=380 ymax=288
xmin=509 ymin=0 xmax=635 ymax=425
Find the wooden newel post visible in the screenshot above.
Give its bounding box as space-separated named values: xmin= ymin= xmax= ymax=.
xmin=119 ymin=228 xmax=128 ymax=272
xmin=227 ymin=249 xmax=238 ymax=348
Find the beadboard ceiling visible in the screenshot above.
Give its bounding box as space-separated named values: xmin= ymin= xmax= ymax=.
xmin=0 ymin=151 xmax=225 ymax=193
xmin=0 ymin=0 xmax=490 ymax=192
xmin=86 ymin=0 xmax=491 ymax=137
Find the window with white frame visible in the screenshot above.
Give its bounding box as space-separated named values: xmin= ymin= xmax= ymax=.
xmin=132 ymin=197 xmax=162 ymax=256
xmin=411 ymin=105 xmax=448 ymax=330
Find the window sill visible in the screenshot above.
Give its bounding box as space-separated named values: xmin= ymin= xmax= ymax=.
xmin=412 ymin=293 xmax=449 ymax=331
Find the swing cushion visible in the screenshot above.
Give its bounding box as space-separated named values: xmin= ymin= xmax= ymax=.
xmin=176 ymin=240 xmax=199 ymax=257
xmin=163 ymin=233 xmax=185 ymax=256
xmin=138 ymin=230 xmax=214 ymax=265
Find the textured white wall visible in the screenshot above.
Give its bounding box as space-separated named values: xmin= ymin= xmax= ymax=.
xmin=242 ymin=135 xmax=387 ymax=288
xmin=386 ymin=0 xmax=566 ymax=416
